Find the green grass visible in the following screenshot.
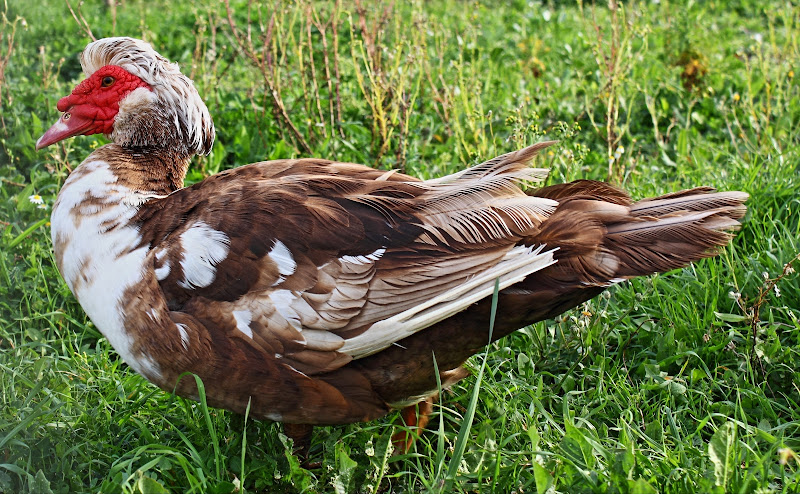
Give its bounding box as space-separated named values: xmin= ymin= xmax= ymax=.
xmin=1 ymin=0 xmax=799 ymax=492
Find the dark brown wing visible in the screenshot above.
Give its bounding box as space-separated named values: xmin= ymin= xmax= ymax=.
xmin=125 ymin=146 xmax=560 ymax=423
xmin=132 ymin=158 xmax=430 ymax=307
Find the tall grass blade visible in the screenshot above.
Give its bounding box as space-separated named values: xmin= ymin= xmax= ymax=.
xmin=444 ymin=278 xmax=499 ymax=490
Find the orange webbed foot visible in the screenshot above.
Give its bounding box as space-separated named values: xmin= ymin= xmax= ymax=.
xmin=391 ymin=397 xmax=434 ymax=454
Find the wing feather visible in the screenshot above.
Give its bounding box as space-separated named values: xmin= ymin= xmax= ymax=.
xmin=133 ymin=143 xmax=556 ymax=377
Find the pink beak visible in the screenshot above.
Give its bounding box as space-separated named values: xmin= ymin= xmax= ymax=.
xmin=36 ymin=109 xmax=96 ymax=150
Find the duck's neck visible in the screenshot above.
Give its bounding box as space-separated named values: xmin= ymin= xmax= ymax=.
xmin=91 ymin=144 xmax=192 ymax=194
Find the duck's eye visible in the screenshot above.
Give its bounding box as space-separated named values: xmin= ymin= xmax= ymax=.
xmin=101 ymin=76 xmax=115 ymax=87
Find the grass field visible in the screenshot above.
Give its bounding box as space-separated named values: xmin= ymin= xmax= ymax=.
xmin=1 ymin=0 xmax=799 ymax=492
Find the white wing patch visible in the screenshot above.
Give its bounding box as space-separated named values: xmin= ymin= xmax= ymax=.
xmin=581 ymin=277 xmax=628 ymax=288
xmin=175 ymin=323 xmax=190 ymax=350
xmin=232 ymin=310 xmax=254 ymax=338
xmin=154 ymin=258 xmax=171 ymax=280
xmin=178 ymin=221 xmax=230 ymax=289
xmin=146 ymin=307 xmax=162 ymax=322
xmin=340 ymin=248 xmax=386 ymax=265
xmin=268 ymin=240 xmax=296 ymax=285
xmin=154 ymin=248 xmax=170 ymax=280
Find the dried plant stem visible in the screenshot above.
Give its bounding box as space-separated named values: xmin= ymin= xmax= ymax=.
xmin=311 ymin=2 xmax=340 ymax=137
xmin=223 ymin=0 xmax=311 ymax=154
xmin=579 ymin=0 xmax=641 ymax=182
xmin=350 ymin=1 xmax=400 ymax=162
xmin=305 ymin=5 xmax=326 ymax=138
xmin=0 ymin=13 xmax=20 ymax=135
xmin=331 ymin=2 xmax=344 ymax=138
xmin=604 ymin=0 xmax=621 ymax=180
xmin=109 ymin=0 xmax=117 ymax=34
xmin=745 ymin=253 xmax=800 ymax=366
xmin=64 ymin=0 xmax=97 ymax=41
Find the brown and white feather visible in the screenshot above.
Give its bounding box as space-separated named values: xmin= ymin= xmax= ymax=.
xmin=45 ymin=37 xmax=748 ymax=429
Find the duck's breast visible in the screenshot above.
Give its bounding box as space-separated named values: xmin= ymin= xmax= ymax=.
xmin=51 ymin=158 xmax=160 ymax=378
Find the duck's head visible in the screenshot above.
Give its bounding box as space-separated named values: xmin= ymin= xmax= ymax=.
xmin=37 ymin=37 xmax=215 ymax=157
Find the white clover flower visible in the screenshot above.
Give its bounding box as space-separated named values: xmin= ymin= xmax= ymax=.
xmin=778 ymin=447 xmax=799 ymax=466
xmin=29 ymin=194 xmax=44 ymax=205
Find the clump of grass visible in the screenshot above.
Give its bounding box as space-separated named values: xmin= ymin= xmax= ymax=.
xmin=0 ymin=7 xmax=24 ymax=136
xmin=579 ymin=0 xmax=647 ymax=182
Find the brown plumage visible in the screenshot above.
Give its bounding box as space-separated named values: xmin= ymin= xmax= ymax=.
xmin=38 ymin=37 xmax=747 ymax=459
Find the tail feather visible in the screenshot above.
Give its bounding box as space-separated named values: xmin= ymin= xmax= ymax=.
xmin=361 ymin=178 xmax=748 ymax=406
xmin=520 ymin=182 xmax=747 ymax=286
xmin=607 ymin=190 xmax=747 ymax=278
xmin=630 ymin=190 xmax=749 ymax=218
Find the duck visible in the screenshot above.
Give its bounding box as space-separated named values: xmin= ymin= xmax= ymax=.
xmin=37 ymin=37 xmax=747 ymax=458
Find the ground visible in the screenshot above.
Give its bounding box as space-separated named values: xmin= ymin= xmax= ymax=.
xmin=0 ymin=0 xmax=799 ymax=493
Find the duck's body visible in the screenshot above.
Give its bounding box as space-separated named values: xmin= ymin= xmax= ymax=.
xmin=50 ymin=140 xmax=562 ymax=424
xmin=40 ymin=37 xmax=746 ymax=452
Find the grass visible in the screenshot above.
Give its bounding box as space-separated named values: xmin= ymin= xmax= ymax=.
xmin=1 ymin=0 xmax=799 ymax=492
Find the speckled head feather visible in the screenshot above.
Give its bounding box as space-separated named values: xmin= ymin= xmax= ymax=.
xmin=81 ymin=37 xmax=215 ymax=156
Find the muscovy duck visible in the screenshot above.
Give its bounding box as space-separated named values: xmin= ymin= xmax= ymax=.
xmin=37 ymin=37 xmax=747 ymax=457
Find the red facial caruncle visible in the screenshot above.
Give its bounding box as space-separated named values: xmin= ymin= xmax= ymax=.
xmin=36 ymin=65 xmax=151 ymax=149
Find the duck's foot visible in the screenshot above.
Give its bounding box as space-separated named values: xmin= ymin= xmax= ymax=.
xmin=391 ymin=397 xmax=435 ymax=454
xmin=283 ymin=423 xmax=321 ymax=469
